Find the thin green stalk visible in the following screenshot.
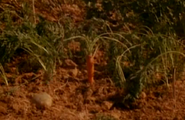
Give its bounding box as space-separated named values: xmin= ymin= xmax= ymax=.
xmin=0 ymin=63 xmax=8 ymax=86
xmin=144 ymin=51 xmax=185 ymax=74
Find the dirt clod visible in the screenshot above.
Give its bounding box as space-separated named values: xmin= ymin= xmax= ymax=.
xmin=31 ymin=92 xmax=53 ymax=109
xmin=0 ymin=102 xmax=7 ymax=114
xmin=102 ymin=101 xmax=114 ymax=110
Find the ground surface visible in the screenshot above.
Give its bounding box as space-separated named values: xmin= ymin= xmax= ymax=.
xmin=0 ymin=1 xmax=185 ymax=120
xmin=0 ymin=55 xmax=185 ymax=120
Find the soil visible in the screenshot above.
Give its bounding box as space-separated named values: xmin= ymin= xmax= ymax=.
xmin=0 ymin=55 xmax=185 ymax=120
xmin=0 ymin=1 xmax=185 ymax=120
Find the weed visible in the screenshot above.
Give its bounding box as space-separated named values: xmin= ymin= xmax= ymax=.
xmin=109 ymin=29 xmax=185 ymax=102
xmin=0 ymin=63 xmax=8 ymax=86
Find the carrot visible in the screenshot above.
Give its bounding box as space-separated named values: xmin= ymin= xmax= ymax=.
xmin=87 ymin=55 xmax=94 ymax=84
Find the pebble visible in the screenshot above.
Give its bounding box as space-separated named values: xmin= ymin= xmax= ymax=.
xmin=31 ymin=92 xmax=53 ymax=109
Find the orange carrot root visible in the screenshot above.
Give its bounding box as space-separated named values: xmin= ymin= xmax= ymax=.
xmin=87 ymin=55 xmax=94 ymax=84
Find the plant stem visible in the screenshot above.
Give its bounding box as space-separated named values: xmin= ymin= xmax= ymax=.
xmin=172 ymin=67 xmax=176 ymax=109
xmin=32 ymin=0 xmax=36 ymax=24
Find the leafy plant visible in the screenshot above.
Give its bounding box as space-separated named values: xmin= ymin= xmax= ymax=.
xmin=0 ymin=5 xmax=66 ymax=82
xmin=109 ymin=29 xmax=185 ymax=102
xmin=64 ymin=19 xmax=129 ymax=84
xmin=83 ymin=0 xmax=185 ymax=37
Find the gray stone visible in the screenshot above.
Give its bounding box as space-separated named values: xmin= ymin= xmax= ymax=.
xmin=31 ymin=92 xmax=53 ymax=109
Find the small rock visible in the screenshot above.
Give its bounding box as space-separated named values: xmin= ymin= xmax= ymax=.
xmin=31 ymin=92 xmax=53 ymax=109
xmin=64 ymin=59 xmax=77 ymax=68
xmin=68 ymin=67 xmax=78 ymax=77
xmin=140 ymin=92 xmax=147 ymax=99
xmin=102 ymin=101 xmax=114 ymax=110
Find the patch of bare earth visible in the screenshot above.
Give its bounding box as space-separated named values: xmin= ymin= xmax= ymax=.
xmin=0 ymin=55 xmax=185 ymax=120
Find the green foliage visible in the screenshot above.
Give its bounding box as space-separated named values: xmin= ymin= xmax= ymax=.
xmin=83 ymin=0 xmax=185 ymax=37
xmin=107 ymin=29 xmax=185 ymax=101
xmin=0 ymin=10 xmax=66 ymax=80
xmin=0 ymin=63 xmax=8 ymax=86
